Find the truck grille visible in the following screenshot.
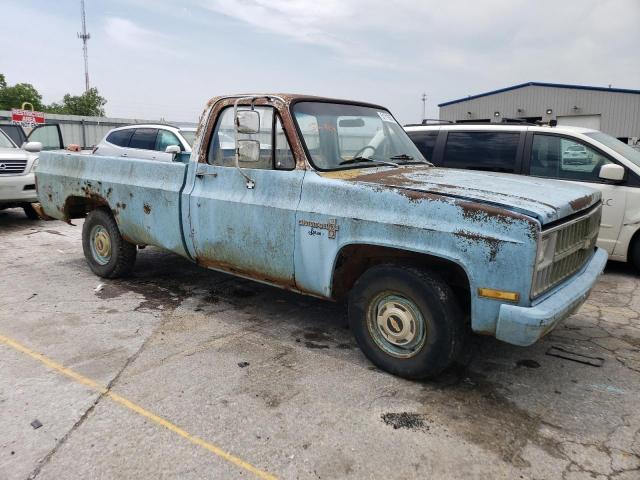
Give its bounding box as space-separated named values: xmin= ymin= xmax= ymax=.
xmin=0 ymin=160 xmax=28 ymax=174
xmin=532 ymin=205 xmax=601 ymax=298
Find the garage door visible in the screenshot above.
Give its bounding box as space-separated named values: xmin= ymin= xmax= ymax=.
xmin=556 ymin=114 xmax=601 ymax=131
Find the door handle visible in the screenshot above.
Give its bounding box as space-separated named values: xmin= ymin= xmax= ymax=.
xmin=196 ymin=171 xmax=218 ymax=178
xmin=121 ymin=153 xmax=128 ymax=157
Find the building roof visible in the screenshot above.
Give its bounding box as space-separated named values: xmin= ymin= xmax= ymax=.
xmin=438 ymin=82 xmax=640 ymax=107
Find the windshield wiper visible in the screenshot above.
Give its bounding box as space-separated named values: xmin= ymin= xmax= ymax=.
xmin=339 ymin=157 xmax=399 ymax=167
xmin=389 ymin=154 xmax=431 ymax=165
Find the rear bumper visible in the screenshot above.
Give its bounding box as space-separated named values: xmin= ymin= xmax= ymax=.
xmin=0 ymin=173 xmax=38 ymax=204
xmin=495 ymin=247 xmax=608 ymax=346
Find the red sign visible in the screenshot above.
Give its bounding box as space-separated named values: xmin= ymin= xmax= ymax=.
xmin=11 ymin=108 xmax=46 ymax=127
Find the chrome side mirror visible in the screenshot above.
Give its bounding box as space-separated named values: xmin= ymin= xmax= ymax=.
xmin=599 ymin=163 xmax=625 ymax=182
xmin=236 ymin=110 xmax=260 ymax=134
xmin=23 ymin=141 xmax=43 ymax=153
xmin=237 ymin=139 xmax=260 ymax=164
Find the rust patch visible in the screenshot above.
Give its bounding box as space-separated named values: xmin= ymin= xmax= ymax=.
xmin=569 ymin=194 xmax=593 ymax=212
xmin=196 ymin=256 xmax=298 ymax=292
xmin=143 ymin=203 xmax=151 ymax=215
xmin=454 ymin=229 xmax=501 ymax=262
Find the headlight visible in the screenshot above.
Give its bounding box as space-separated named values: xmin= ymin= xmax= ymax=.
xmin=30 ymin=157 xmax=39 ymax=173
xmin=536 ymin=231 xmax=557 ymax=269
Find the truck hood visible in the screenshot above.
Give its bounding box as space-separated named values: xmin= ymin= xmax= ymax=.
xmin=334 ymin=166 xmax=600 ymax=224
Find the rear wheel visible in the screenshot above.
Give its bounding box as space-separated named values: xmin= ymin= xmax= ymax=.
xmin=23 ymin=203 xmax=40 ymax=220
xmin=348 ymin=264 xmax=464 ymax=379
xmin=82 ymin=208 xmax=137 ymax=278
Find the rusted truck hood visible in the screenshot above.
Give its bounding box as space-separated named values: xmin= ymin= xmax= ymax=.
xmin=338 ymin=166 xmax=600 ymax=224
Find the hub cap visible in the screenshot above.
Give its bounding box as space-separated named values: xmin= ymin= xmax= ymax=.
xmin=367 ymin=293 xmax=427 ymax=358
xmin=90 ymin=225 xmax=112 ymax=265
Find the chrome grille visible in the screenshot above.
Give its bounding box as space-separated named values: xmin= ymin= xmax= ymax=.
xmin=0 ymin=159 xmax=28 ymax=174
xmin=532 ymin=205 xmax=601 ymax=298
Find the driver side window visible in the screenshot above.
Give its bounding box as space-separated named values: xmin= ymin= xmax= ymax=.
xmin=530 ymin=135 xmax=612 ymax=182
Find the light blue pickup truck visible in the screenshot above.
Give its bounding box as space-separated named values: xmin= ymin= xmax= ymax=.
xmin=35 ymin=94 xmax=608 ymax=378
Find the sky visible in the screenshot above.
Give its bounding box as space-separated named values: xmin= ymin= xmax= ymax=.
xmin=2 ymin=0 xmax=639 ymax=124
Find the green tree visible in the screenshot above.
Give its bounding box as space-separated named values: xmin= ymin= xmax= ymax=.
xmin=0 ymin=79 xmax=44 ymax=111
xmin=46 ymin=88 xmax=107 ymax=116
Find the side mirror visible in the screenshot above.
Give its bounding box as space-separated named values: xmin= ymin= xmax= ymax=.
xmin=236 ymin=110 xmax=260 ymax=134
xmin=165 ymin=145 xmax=181 ymax=154
xmin=599 ymin=163 xmax=625 ymax=182
xmin=237 ymin=139 xmax=260 ymax=164
xmin=23 ymin=141 xmax=43 ymax=153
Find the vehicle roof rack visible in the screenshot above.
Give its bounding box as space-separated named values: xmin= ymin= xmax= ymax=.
xmin=404 ymin=119 xmax=454 ymax=127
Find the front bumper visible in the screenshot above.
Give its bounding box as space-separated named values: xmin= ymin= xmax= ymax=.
xmin=495 ymin=247 xmax=608 ymax=346
xmin=0 ymin=173 xmax=38 ymax=204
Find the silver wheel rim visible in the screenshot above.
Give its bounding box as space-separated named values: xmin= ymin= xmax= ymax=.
xmin=90 ymin=225 xmax=112 ymax=265
xmin=366 ymin=293 xmax=427 ymax=358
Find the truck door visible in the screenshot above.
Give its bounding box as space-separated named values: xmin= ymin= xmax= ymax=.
xmin=186 ymin=106 xmax=303 ymax=287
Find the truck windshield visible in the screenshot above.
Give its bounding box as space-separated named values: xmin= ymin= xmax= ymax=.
xmin=292 ymin=102 xmax=428 ymax=170
xmin=585 ymin=131 xmax=640 ymax=169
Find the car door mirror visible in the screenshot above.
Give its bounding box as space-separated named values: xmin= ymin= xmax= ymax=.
xmin=237 ymin=139 xmax=261 ymax=164
xmin=23 ymin=141 xmax=42 ymax=153
xmin=236 ymin=110 xmax=260 ymax=134
xmin=599 ymin=163 xmax=625 ymax=182
xmin=165 ymin=145 xmax=181 ymax=154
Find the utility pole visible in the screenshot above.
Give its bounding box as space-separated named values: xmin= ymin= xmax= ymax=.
xmin=421 ymin=93 xmax=427 ymax=122
xmin=78 ymin=0 xmax=91 ymax=92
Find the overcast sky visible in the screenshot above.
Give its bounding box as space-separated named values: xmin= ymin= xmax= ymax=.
xmin=3 ymin=0 xmax=639 ymax=123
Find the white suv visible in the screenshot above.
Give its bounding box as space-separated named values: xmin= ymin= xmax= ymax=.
xmin=0 ymin=124 xmax=62 ymax=219
xmin=93 ymin=124 xmax=195 ymax=162
xmin=405 ymin=123 xmax=640 ymax=271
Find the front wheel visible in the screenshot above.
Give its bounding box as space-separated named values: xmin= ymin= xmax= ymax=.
xmin=348 ymin=264 xmax=464 ymax=379
xmin=82 ymin=208 xmax=137 ymax=278
xmin=630 ymin=234 xmax=640 ymax=274
xmin=23 ymin=203 xmax=40 ymax=220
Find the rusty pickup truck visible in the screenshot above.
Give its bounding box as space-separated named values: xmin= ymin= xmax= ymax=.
xmin=35 ymin=94 xmax=608 ymax=378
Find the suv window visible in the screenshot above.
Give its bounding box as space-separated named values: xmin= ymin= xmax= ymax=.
xmin=155 ymin=130 xmax=182 ymax=152
xmin=443 ymin=131 xmax=519 ymax=173
xmin=407 ymin=131 xmax=438 ymax=162
xmin=530 ymin=134 xmax=612 ymax=182
xmin=107 ymin=129 xmax=134 ymax=147
xmin=129 ymin=128 xmax=158 ymax=150
xmin=207 ymin=106 xmax=274 ymax=169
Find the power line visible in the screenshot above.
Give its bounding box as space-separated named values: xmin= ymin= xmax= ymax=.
xmin=77 ymin=0 xmax=91 ymax=92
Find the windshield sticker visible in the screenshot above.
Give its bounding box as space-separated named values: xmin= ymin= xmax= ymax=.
xmin=377 ymin=111 xmax=395 ymax=123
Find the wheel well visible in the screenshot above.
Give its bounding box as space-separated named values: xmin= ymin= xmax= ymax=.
xmin=62 ymin=195 xmax=109 ymax=220
xmin=331 ymin=244 xmax=471 ymax=312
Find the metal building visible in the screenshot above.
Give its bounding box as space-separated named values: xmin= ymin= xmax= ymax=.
xmin=438 ymin=82 xmax=640 ymax=144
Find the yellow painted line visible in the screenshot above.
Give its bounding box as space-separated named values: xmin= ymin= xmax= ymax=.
xmin=0 ymin=333 xmax=277 ymax=480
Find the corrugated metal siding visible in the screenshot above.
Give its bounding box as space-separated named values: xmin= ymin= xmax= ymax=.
xmin=0 ymin=110 xmax=196 ymax=148
xmin=439 ymin=85 xmax=640 ymax=138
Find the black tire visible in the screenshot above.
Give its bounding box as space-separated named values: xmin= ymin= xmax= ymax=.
xmin=348 ymin=264 xmax=464 ymax=379
xmin=82 ymin=208 xmax=137 ymax=278
xmin=630 ymin=234 xmax=640 ymax=273
xmin=23 ymin=203 xmax=40 ymax=220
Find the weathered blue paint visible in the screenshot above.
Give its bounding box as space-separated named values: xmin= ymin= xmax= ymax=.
xmin=37 ymin=152 xmax=190 ymax=258
xmin=496 ymin=247 xmax=607 ymax=345
xmin=35 ymin=93 xmax=608 ymax=347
